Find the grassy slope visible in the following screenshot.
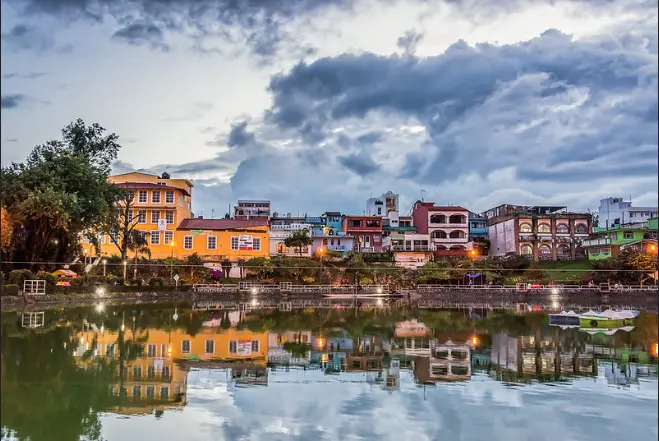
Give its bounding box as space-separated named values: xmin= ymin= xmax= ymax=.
xmin=502 ymin=259 xmax=594 ymax=284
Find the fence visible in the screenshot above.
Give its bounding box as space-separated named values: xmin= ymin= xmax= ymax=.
xmin=23 ymin=280 xmax=46 ymax=295
xmin=193 ymin=283 xmax=389 ymax=295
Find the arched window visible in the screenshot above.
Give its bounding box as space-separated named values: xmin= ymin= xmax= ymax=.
xmin=431 ymin=230 xmax=447 ymax=239
xmin=557 ymin=245 xmax=570 ymax=256
xmin=520 ymin=223 xmax=532 ymax=233
xmin=520 ymin=245 xmax=533 ymax=255
xmin=575 ymin=223 xmax=588 ymax=234
xmin=276 ymin=242 xmax=288 ymax=254
xmin=538 ymin=224 xmax=551 ymax=233
xmin=449 ymin=230 xmax=466 ymax=239
xmin=556 ymin=224 xmax=569 ymax=234
xmin=449 ymin=214 xmax=466 ymax=224
xmin=539 ymin=245 xmax=551 ymax=255
xmin=430 ymin=214 xmax=446 ymax=224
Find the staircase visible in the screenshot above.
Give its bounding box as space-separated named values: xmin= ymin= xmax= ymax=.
xmin=85 ymin=256 xmax=102 ymax=273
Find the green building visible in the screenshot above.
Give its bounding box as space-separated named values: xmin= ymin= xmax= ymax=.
xmin=581 ymin=218 xmax=658 ymax=260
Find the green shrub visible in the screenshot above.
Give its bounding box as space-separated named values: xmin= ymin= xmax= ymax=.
xmin=8 ymin=269 xmax=35 ymax=287
xmin=86 ymin=275 xmax=107 ymax=286
xmin=36 ymin=271 xmax=58 ymax=288
xmin=70 ymin=277 xmax=85 ymax=286
xmin=1 ymin=284 xmax=19 ymax=296
xmin=149 ymin=277 xmax=164 ymax=287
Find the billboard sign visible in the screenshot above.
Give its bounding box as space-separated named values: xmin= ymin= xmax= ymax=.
xmin=239 ymin=235 xmax=253 ymax=250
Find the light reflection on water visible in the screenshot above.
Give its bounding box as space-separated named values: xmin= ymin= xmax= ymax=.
xmin=1 ymin=304 xmax=657 ymax=441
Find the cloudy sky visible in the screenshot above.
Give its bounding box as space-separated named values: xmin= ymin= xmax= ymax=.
xmin=1 ymin=0 xmax=657 ymax=217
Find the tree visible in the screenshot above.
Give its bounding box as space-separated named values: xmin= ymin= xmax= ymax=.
xmin=0 ymin=119 xmax=121 ymax=267
xmin=1 ymin=207 xmax=14 ymax=253
xmin=522 ymin=261 xmax=546 ymax=283
xmin=245 ymin=257 xmax=274 ymax=280
xmin=284 ymin=230 xmax=313 ymax=257
xmin=418 ymin=260 xmax=453 ymax=283
xmin=612 ymin=248 xmax=658 ymax=285
xmin=98 ymin=187 xmax=143 ymax=260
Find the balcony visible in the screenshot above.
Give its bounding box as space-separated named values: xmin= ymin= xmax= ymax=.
xmin=432 ymin=237 xmax=468 ymax=243
xmin=429 ymin=222 xmax=469 ymax=228
xmin=391 ymin=245 xmax=431 ymax=252
xmin=581 ymin=238 xmax=611 ymax=247
xmin=327 ymin=245 xmax=350 ymax=252
xmin=519 ymin=235 xmax=536 ymax=242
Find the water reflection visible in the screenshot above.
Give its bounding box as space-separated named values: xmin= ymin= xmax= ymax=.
xmin=1 ymin=304 xmax=657 ymax=441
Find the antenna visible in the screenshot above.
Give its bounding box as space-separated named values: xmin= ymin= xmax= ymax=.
xmin=211 ymin=209 xmax=215 ymax=219
xmin=421 ymin=189 xmax=426 ymax=202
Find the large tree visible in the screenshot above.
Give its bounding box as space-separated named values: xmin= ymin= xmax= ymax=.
xmin=284 ymin=230 xmax=313 ymax=257
xmin=98 ymin=187 xmax=144 ymax=261
xmin=0 ymin=119 xmax=121 ymax=268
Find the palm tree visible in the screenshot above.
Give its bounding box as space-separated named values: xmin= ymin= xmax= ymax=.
xmin=127 ymin=230 xmax=151 ymax=282
xmin=284 ymin=230 xmax=313 ymax=257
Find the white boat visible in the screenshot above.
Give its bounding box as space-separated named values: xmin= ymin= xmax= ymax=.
xmin=579 ymin=326 xmax=635 ymax=335
xmin=548 ymin=310 xmax=581 ymax=325
xmin=579 ymin=310 xmax=639 ymax=327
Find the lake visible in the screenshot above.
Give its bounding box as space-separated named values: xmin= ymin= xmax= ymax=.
xmin=1 ymin=301 xmax=657 ymax=441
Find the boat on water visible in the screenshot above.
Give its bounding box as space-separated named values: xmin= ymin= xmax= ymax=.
xmin=579 ymin=326 xmax=635 ymax=335
xmin=579 ymin=310 xmax=639 ymax=328
xmin=321 ymin=292 xmax=404 ymax=299
xmin=548 ymin=310 xmax=581 ymax=326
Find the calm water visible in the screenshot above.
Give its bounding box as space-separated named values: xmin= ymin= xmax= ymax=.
xmin=1 ymin=302 xmax=657 ymax=441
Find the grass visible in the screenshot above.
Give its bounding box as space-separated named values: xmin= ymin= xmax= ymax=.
xmin=502 ymin=259 xmax=594 ymax=284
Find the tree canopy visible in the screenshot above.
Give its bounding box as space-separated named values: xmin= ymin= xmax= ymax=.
xmin=0 ymin=119 xmax=121 ymax=267
xmin=284 ymin=230 xmax=313 ymax=256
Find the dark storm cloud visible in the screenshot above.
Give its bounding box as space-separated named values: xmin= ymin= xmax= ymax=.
xmin=337 ymin=153 xmax=380 ymax=175
xmin=112 ymin=22 xmax=169 ymax=50
xmin=8 ymin=0 xmax=355 ymax=58
xmin=227 ymin=121 xmax=255 ymax=148
xmin=1 ymin=94 xmax=27 ymax=109
xmin=265 ymin=29 xmax=658 ymax=184
xmin=1 ymin=24 xmax=54 ymax=51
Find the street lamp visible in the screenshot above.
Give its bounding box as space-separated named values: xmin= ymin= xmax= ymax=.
xmin=169 ymin=241 xmax=175 ymax=285
xmin=102 ymin=259 xmax=107 ymax=277
xmin=83 ymin=248 xmax=88 ymax=267
xmin=318 ymin=247 xmax=325 ymax=283
xmin=122 ymin=260 xmax=127 ymax=283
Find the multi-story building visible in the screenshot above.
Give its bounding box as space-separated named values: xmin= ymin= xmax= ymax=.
xmin=598 ymin=197 xmax=658 ymax=229
xmin=305 ymin=212 xmax=344 ymax=235
xmin=270 ymin=213 xmax=306 ymax=227
xmin=233 ymin=200 xmax=271 ymax=220
xmin=342 ymin=215 xmax=383 ymax=252
xmin=484 ymin=204 xmax=592 ymax=260
xmin=365 ymin=191 xmax=399 ymax=217
xmin=468 ymin=211 xmax=488 ymax=254
xmin=581 ymin=217 xmax=658 ymax=260
xmin=312 ymin=233 xmax=354 ymax=255
xmin=175 ymin=218 xmax=270 ymax=261
xmin=92 ymin=172 xmax=194 ymax=260
xmin=411 ymin=202 xmax=472 ymax=256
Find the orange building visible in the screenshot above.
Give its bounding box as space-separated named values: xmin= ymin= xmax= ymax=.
xmin=90 ymin=172 xmax=194 ymax=260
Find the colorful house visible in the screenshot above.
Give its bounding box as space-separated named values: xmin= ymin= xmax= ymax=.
xmin=581 ymin=218 xmax=658 ymax=260
xmin=342 ymin=215 xmax=383 ymax=252
xmin=90 ymin=171 xmax=194 ymax=259
xmin=175 ymin=218 xmax=270 ymax=261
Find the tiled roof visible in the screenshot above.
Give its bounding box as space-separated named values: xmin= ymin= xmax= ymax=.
xmin=427 ymin=205 xmax=468 ymax=211
xmin=178 ymin=218 xmax=268 ymax=230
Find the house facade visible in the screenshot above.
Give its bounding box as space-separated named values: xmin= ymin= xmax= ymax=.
xmin=268 ymin=222 xmax=313 ymax=257
xmin=234 ymin=200 xmax=271 ymax=220
xmin=598 ymin=197 xmax=658 ymax=229
xmin=469 ymin=211 xmax=488 ymax=254
xmin=311 ymin=234 xmax=354 ymax=254
xmin=342 ymin=216 xmax=383 ymax=252
xmin=484 ymin=204 xmax=592 ymax=260
xmin=92 ymin=172 xmax=194 ymax=259
xmin=581 ymin=218 xmax=658 ymax=260
xmin=174 ymin=218 xmax=270 ymax=261
xmin=411 ymin=202 xmax=472 ymax=256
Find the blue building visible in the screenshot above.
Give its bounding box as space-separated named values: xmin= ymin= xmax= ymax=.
xmin=469 ymin=211 xmax=488 ymax=253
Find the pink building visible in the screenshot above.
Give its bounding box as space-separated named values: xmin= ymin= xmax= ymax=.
xmin=411 ymin=202 xmax=472 ymax=255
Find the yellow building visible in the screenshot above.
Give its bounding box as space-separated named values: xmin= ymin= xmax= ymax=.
xmin=74 ymin=324 xmax=269 ymax=414
xmin=88 ymin=172 xmax=194 ymax=259
xmin=174 ymin=218 xmax=270 ymax=260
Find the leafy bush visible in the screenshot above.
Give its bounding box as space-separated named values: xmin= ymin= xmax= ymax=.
xmin=149 ymin=277 xmax=164 ymax=287
xmin=70 ymin=277 xmax=85 ymax=286
xmin=36 ymin=270 xmax=57 ymax=288
xmin=1 ymin=284 xmax=19 ymax=296
xmin=8 ymin=269 xmax=35 ymax=287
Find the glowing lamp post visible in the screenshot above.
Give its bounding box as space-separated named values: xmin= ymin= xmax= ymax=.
xmin=169 ymin=241 xmax=175 ymax=285
xmin=122 ymin=260 xmax=127 ymax=284
xmin=102 ymin=259 xmax=107 ymax=277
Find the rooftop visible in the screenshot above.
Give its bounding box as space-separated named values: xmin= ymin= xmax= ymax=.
xmin=116 ymin=182 xmax=191 ymax=197
xmin=178 ymin=218 xmax=268 ymax=231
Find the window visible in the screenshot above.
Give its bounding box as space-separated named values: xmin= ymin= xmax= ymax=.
xmin=624 ymin=232 xmax=633 ymax=239
xmin=520 ymin=223 xmax=532 ymax=233
xmin=160 ymin=387 xmax=169 ymax=400
xmin=97 ymin=233 xmax=106 ymax=244
xmin=146 ymin=385 xmax=155 ymax=399
xmin=164 ymin=231 xmax=173 ymax=245
xmin=165 ymin=190 xmax=175 ymax=204
xmin=151 ymin=211 xmax=160 ymax=224
xmin=251 ymin=340 xmax=259 ymax=352
xmin=132 ymin=385 xmax=141 ymax=400
xmin=184 ymin=235 xmax=193 ymax=250
xmin=128 ymin=210 xmax=134 ymax=222
xmin=205 ymin=340 xmax=215 ymax=354
xmin=377 ymin=207 xmax=382 ymax=215
xmin=109 ymin=232 xmax=119 ymax=244
xmin=575 ymin=224 xmax=588 ymax=234
xmin=230 ymin=236 xmax=239 ymax=250
xmin=538 ymin=223 xmax=551 ymax=233
xmin=373 ymin=235 xmax=380 ymax=243
xmin=147 ymin=365 xmax=156 ymax=379
xmin=106 ymin=344 xmax=115 ymax=358
xmin=152 ymin=191 xmax=161 ymax=204
xmin=181 ymin=340 xmax=191 ymax=354
xmin=366 ymin=219 xmax=380 ymax=227
xmin=253 ymin=237 xmax=261 ymax=251
xmin=138 ymin=210 xmax=147 ymax=224
xmin=556 ymin=224 xmax=569 ymax=234
xmin=147 ymin=344 xmax=157 ymax=357
xmin=138 ymin=190 xmax=147 ymax=203
xmin=229 ymin=340 xmax=237 ymax=354
xmin=132 ymin=366 xmax=142 ymax=378
xmin=161 ymin=344 xmax=167 ymax=357
xmin=165 ymin=212 xmax=175 ymax=224
xmin=150 ymin=231 xmax=160 ymax=245
xmin=207 ymin=235 xmax=217 ymax=250
xmin=162 ymin=366 xmax=171 ymax=378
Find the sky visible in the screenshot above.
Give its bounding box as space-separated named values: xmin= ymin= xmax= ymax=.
xmin=1 ymin=0 xmax=658 ymax=218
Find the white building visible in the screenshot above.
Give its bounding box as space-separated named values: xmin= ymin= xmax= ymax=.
xmin=365 ymin=191 xmax=399 ymax=217
xmin=598 ymin=197 xmax=658 ymax=229
xmin=269 ymin=223 xmax=313 ymax=257
xmin=234 ymin=200 xmax=271 ymax=220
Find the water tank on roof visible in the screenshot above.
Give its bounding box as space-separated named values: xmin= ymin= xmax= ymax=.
xmin=273 ymin=212 xmax=279 ymax=218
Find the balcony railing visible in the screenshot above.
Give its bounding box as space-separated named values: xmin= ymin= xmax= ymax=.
xmin=429 ymin=222 xmax=468 ymax=228
xmin=391 ymin=245 xmax=431 ymax=252
xmin=432 ymin=237 xmax=468 ymax=243
xmin=581 ymin=238 xmax=611 ymax=247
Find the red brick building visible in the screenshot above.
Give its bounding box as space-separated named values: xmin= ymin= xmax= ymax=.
xmin=342 ymin=216 xmax=383 ymax=252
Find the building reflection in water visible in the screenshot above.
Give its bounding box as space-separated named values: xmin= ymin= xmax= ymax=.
xmin=67 ymin=308 xmax=658 ymax=415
